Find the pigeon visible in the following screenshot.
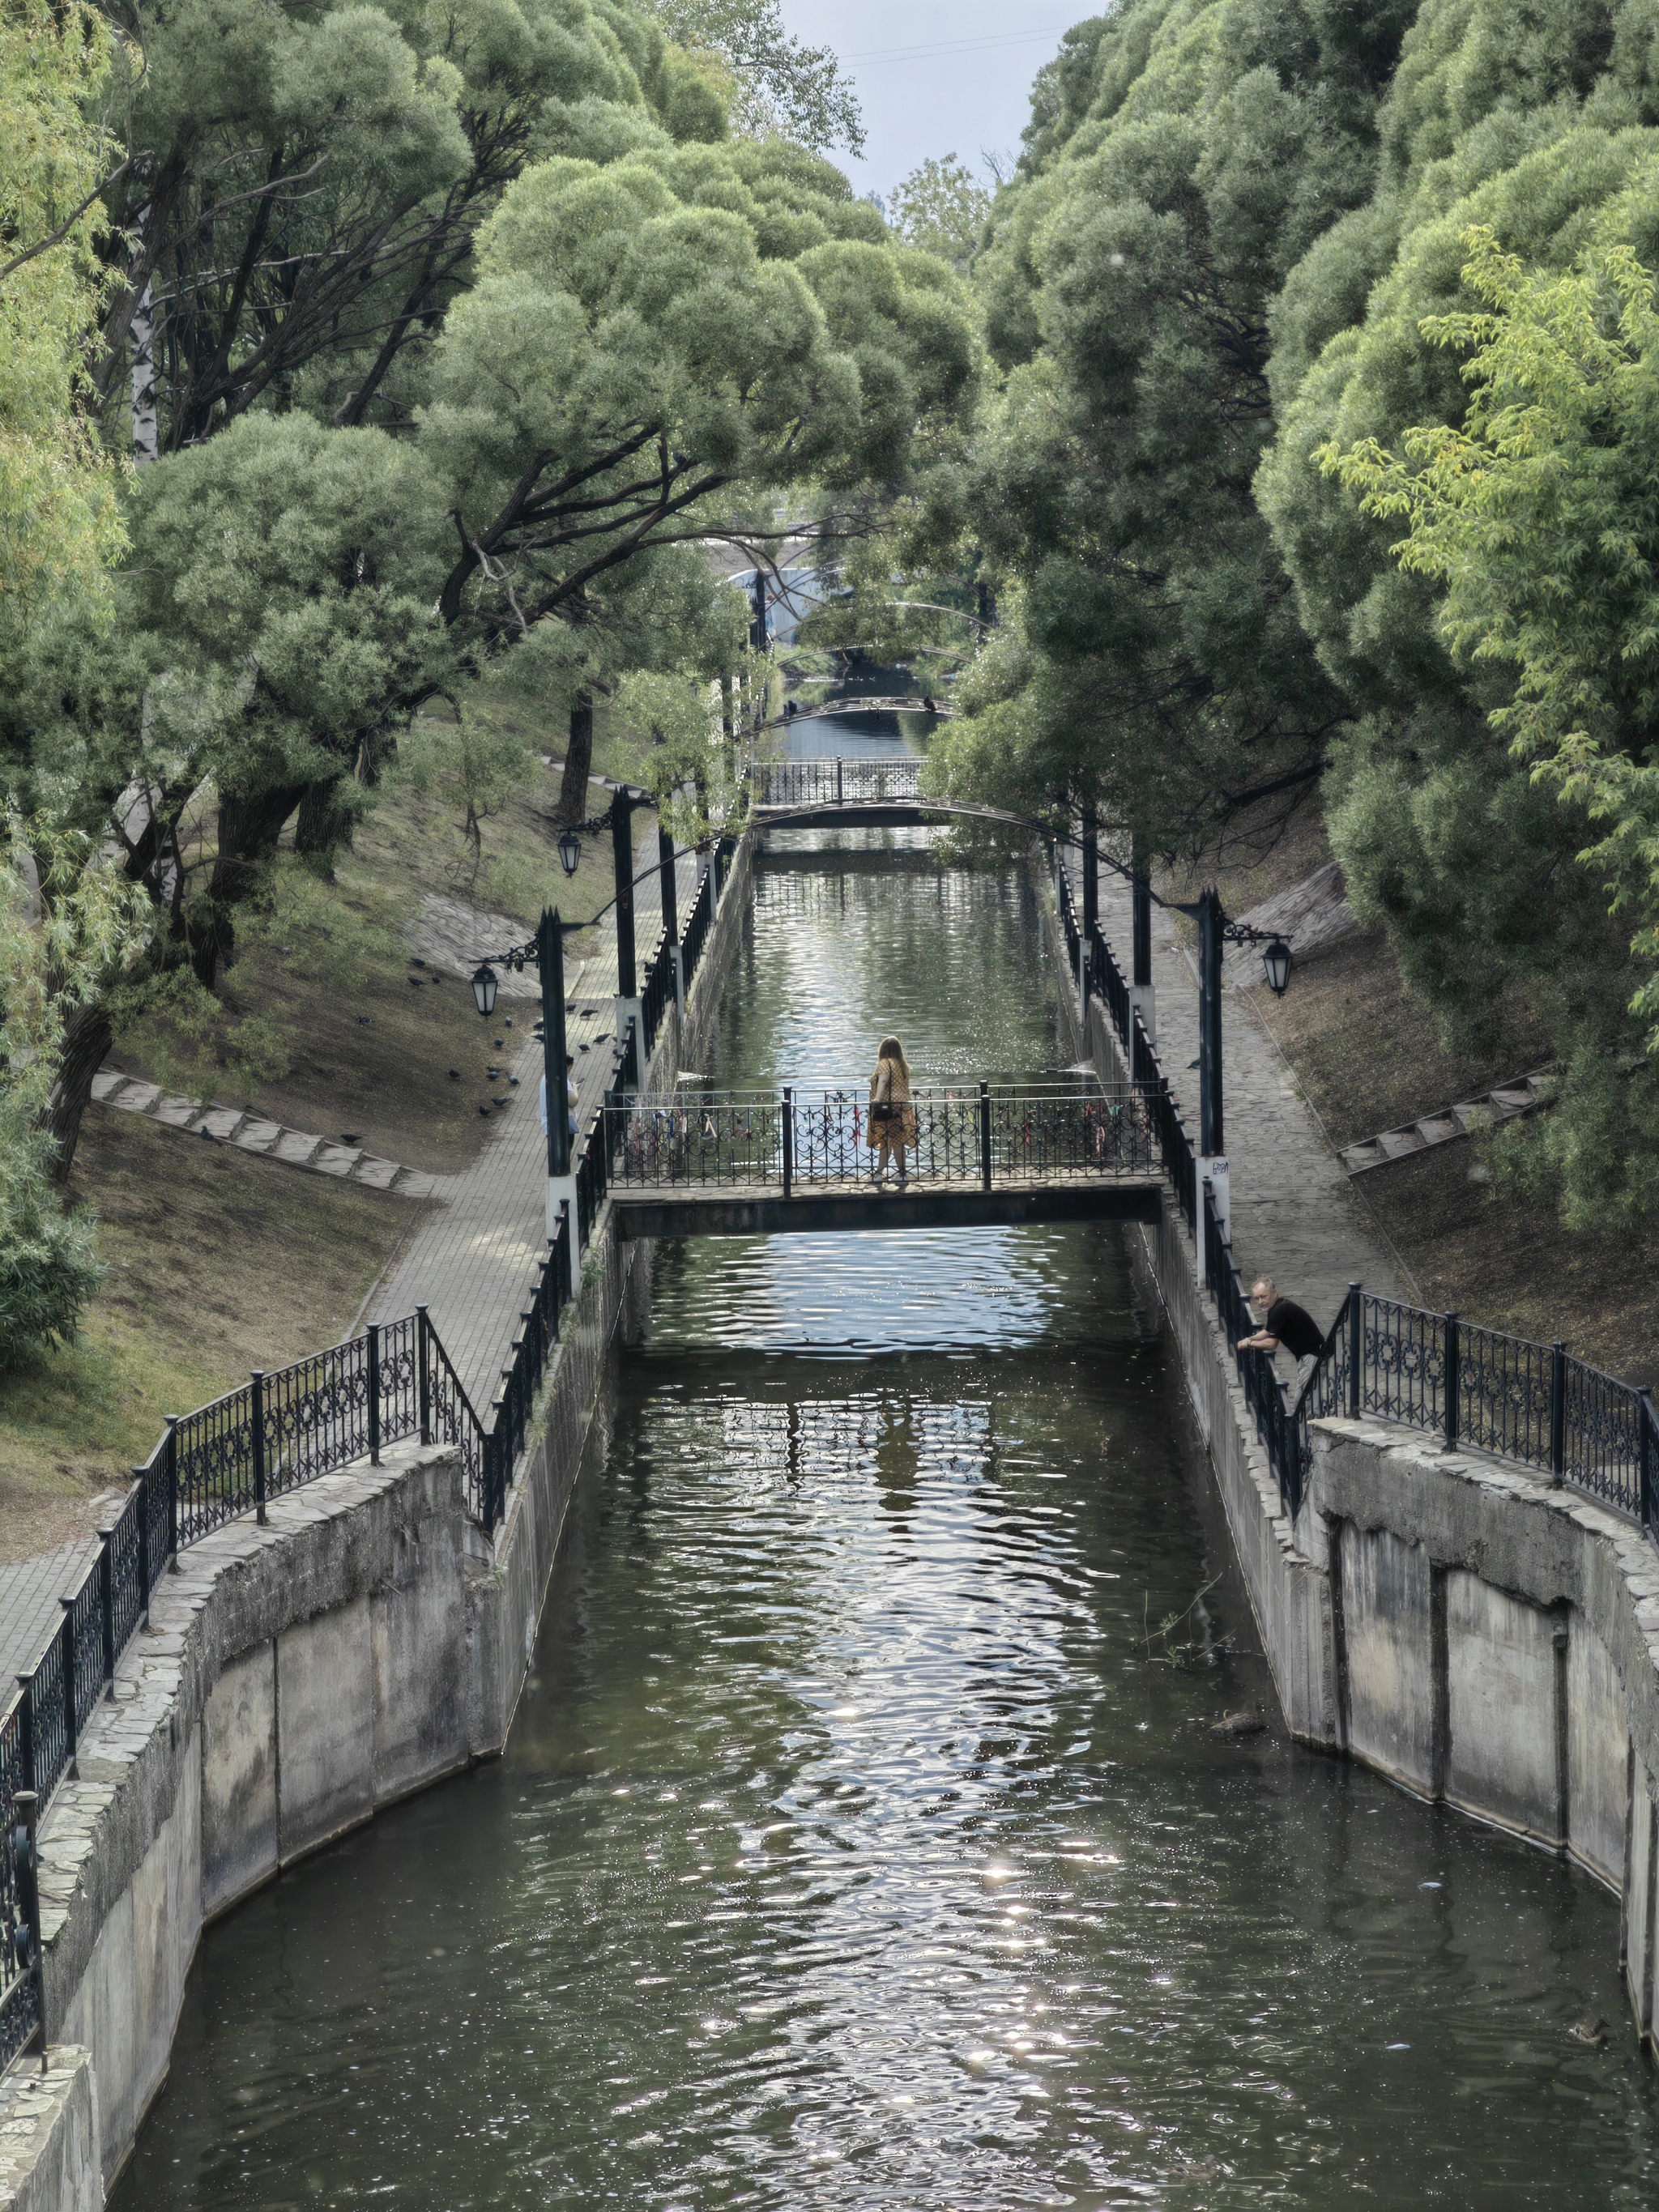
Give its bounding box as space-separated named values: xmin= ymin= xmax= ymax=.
xmin=198 ymin=1127 xmax=213 ymax=1140
xmin=478 ymin=1104 xmax=491 ymax=1116
xmin=408 ymin=976 xmax=423 ymax=986
xmin=340 ymin=1133 xmax=360 ymax=1145
xmin=412 ymin=957 xmax=426 ymax=968
xmin=923 ymin=695 xmax=937 ymax=713
xmin=493 ymin=1038 xmax=504 ymax=1048
xmin=448 ymin=1069 xmax=460 ymax=1080
xmin=1567 ymin=2018 xmax=1608 ymax=2048
xmin=566 ymin=1000 xmax=577 ymax=1012
xmin=508 ymin=1075 xmax=519 ymax=1086
xmin=504 ymin=1017 xmax=513 ymax=1028
xmin=487 ymin=1065 xmax=501 ymax=1078
xmin=358 ymin=1015 xmax=372 ymax=1025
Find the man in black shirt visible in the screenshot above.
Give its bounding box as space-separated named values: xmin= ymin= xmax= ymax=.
xmin=1240 ymin=1277 xmax=1325 ymax=1372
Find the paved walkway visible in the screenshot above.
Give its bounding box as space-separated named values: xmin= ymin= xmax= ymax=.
xmin=0 ymin=1541 xmax=99 ymax=1685
xmin=368 ymin=842 xmax=708 ymax=1409
xmin=1084 ymin=852 xmax=1409 ymax=1337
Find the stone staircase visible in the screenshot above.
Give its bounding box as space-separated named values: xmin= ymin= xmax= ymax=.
xmin=1339 ymin=1070 xmax=1551 ymax=1176
xmin=90 ymin=1067 xmax=438 ymax=1196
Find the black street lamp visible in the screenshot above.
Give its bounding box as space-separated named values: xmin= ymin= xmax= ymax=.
xmin=471 ymin=962 xmax=498 ymax=1019
xmin=1181 ymin=886 xmax=1294 ymax=1164
xmin=557 ymin=825 xmax=582 ymax=879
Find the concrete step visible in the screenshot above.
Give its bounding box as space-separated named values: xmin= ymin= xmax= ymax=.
xmin=91 ymin=1063 xmax=437 ymax=1202
xmin=1340 ymin=1070 xmax=1551 ymax=1176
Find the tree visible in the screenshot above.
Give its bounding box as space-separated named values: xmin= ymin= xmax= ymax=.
xmin=886 ymin=155 xmax=990 ymax=267
xmin=0 ymin=818 xmax=153 ymax=1357
xmin=417 ymin=135 xmax=977 ymax=815
xmin=92 ymin=0 xmax=729 ymax=454
xmin=646 ymin=0 xmax=863 ymax=151
xmin=935 ymin=0 xmax=1397 ymax=855
xmin=1325 ymin=227 xmax=1659 ymax=1222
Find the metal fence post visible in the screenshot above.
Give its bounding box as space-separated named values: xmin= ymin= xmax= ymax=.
xmin=165 ymin=1415 xmax=180 ymax=1568
xmin=1443 ymin=1312 xmax=1461 ymax=1452
xmin=979 ymin=1081 xmax=992 ymax=1190
xmin=1550 ymin=1340 xmax=1567 ymax=1485
xmin=367 ymin=1323 xmax=382 ymax=1466
xmin=781 ymin=1086 xmax=793 ymax=1200
xmin=1640 ymin=1388 xmax=1658 ymax=1537
xmin=251 ymin=1371 xmax=267 ymax=1524
xmin=58 ymin=1604 xmax=77 ymax=1772
xmin=1346 ymin=1283 xmax=1363 ymax=1420
xmin=836 ymin=757 xmax=843 ymax=804
xmin=98 ymin=1530 xmax=114 ymax=1695
xmin=417 ymin=1306 xmax=432 ymax=1446
xmin=135 ymin=1467 xmax=151 ymax=1625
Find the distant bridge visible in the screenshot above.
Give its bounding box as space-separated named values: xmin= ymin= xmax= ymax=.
xmin=748 ymin=757 xmax=1048 ymax=838
xmin=599 ymin=1081 xmax=1166 ymax=1238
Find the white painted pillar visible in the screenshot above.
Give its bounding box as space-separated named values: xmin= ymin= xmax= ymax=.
xmin=545 ymin=1180 xmax=578 ymax=1295
xmin=1128 ymin=983 xmax=1157 ymax=1046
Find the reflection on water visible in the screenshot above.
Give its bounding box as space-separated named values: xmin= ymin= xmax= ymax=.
xmin=115 ymin=847 xmax=1659 ymax=2210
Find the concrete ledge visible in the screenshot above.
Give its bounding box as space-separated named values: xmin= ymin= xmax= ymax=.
xmin=0 ymin=2048 xmax=100 ymax=2212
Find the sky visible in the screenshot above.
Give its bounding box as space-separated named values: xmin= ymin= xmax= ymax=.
xmin=774 ymin=0 xmax=1075 ymax=200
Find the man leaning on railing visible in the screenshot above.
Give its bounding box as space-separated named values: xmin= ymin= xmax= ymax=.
xmin=1239 ymin=1276 xmax=1324 ymax=1389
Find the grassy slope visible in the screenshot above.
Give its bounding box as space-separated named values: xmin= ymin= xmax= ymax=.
xmin=0 ymin=1111 xmax=422 ymax=1565
xmin=1170 ymin=811 xmax=1659 ymax=1385
xmin=0 ymin=687 xmax=661 ymax=1554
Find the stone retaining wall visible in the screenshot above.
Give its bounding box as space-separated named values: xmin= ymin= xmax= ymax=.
xmin=0 ymin=838 xmax=756 ymax=2206
xmin=1044 ymin=875 xmax=1659 ymax=2052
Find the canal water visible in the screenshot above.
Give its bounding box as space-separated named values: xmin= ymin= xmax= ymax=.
xmin=117 ymin=842 xmax=1659 ymax=2208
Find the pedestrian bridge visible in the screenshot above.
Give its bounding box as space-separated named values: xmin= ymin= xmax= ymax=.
xmin=748 ymin=756 xmax=954 ymax=833
xmin=600 ymin=1082 xmax=1166 ymax=1238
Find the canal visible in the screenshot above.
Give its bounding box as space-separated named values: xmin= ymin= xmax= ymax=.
xmin=116 ymin=840 xmax=1659 ymax=2207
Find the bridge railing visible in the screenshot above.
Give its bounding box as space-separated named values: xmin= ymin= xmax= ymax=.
xmin=752 ymin=758 xmax=923 ymax=808
xmin=601 ymin=1082 xmax=1163 ymax=1191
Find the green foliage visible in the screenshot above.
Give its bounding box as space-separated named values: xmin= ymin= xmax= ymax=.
xmin=0 ymin=0 xmax=126 ymax=725
xmin=942 ymin=0 xmax=1659 ymax=1225
xmin=0 ymin=817 xmax=153 ymax=1359
xmin=646 ymin=0 xmax=863 ymax=151
xmin=887 ymin=156 xmax=992 ymax=266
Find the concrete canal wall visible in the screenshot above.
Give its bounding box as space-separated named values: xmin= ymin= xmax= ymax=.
xmin=0 ymin=840 xmax=755 ymax=2205
xmin=1048 ymin=885 xmax=1659 ymax=2053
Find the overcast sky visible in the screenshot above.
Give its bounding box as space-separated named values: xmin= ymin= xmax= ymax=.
xmin=775 ymin=0 xmax=1073 ymax=200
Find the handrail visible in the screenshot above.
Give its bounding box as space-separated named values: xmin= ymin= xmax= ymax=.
xmin=1053 ymin=850 xmax=1659 ymax=1546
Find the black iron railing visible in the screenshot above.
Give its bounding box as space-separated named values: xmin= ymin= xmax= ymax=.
xmin=1 ymin=833 xmax=754 ymax=2078
xmin=1060 ymin=854 xmax=1659 ymax=1542
xmin=602 ymin=1081 xmax=1162 ymax=1191
xmin=0 ymin=1225 xmax=580 ymax=2074
xmin=680 ymin=869 xmax=711 ymax=987
xmin=640 ymin=927 xmax=676 ymax=1058
xmin=752 ymin=758 xmax=923 ymax=807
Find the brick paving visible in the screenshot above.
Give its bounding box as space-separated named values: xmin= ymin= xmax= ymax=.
xmin=367 ymin=844 xmax=706 ymax=1409
xmin=1085 ymin=852 xmax=1409 ymax=1337
xmin=0 ymin=1541 xmax=99 ymax=1686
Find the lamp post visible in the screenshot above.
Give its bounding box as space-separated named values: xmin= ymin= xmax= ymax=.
xmin=469 ymin=913 xmax=579 ymax=1289
xmin=1177 ymin=884 xmax=1292 ymax=1256
xmin=610 ymin=788 xmax=642 ymax=1081
xmin=1131 ymin=843 xmax=1156 ymax=1045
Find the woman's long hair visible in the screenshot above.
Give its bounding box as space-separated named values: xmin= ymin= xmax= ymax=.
xmin=876 ymin=1036 xmax=910 ymax=1080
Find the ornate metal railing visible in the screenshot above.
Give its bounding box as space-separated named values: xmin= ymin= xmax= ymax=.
xmin=751 ymin=757 xmax=924 ymax=807
xmin=602 ymin=1081 xmax=1162 ymax=1192
xmin=640 ymin=927 xmax=676 ymax=1058
xmin=0 ymin=1244 xmax=578 ymax=2074
xmin=680 ymin=867 xmax=712 ymax=987
xmin=1 ymin=831 xmax=755 ymax=2076
xmin=1062 ymin=855 xmax=1658 ymax=1541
